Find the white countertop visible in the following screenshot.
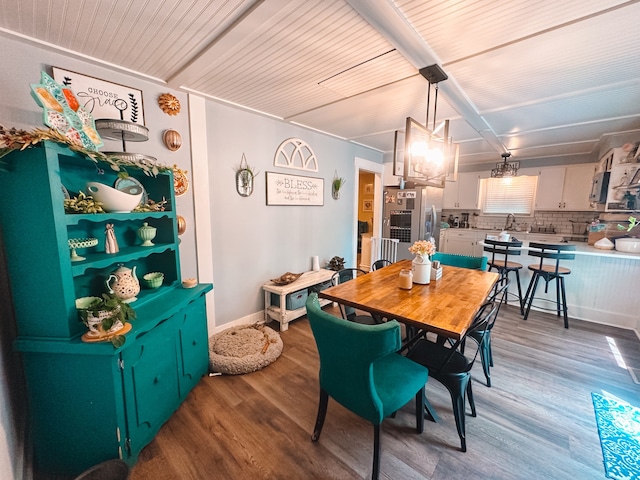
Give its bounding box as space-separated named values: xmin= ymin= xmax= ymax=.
xmin=477 ymin=237 xmax=640 ymax=260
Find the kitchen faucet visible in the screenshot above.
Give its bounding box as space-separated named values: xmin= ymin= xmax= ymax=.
xmin=504 ymin=213 xmax=516 ymax=231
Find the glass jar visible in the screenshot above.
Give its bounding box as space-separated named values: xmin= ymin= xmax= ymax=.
xmin=399 ymin=269 xmax=413 ymax=290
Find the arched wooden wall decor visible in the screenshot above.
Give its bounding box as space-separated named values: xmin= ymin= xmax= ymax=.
xmin=273 ymin=138 xmax=318 ymax=172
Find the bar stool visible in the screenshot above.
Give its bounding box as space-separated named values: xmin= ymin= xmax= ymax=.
xmin=523 ymin=242 xmax=576 ymax=328
xmin=483 ymin=239 xmax=525 ymax=314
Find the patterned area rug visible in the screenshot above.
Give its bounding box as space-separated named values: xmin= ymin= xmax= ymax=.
xmin=592 ymin=392 xmax=640 ymax=480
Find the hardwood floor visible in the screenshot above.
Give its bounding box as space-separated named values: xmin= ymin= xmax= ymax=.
xmin=37 ymin=305 xmax=640 ymax=479
xmin=126 ymin=305 xmax=640 ymax=480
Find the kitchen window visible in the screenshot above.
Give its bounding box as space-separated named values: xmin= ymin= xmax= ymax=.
xmin=481 ymin=176 xmax=538 ymax=215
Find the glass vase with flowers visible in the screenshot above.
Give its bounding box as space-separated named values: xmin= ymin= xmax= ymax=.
xmin=408 ymin=239 xmax=436 ymax=284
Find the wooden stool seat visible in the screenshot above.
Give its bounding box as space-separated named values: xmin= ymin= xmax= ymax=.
xmin=490 ymin=259 xmax=523 ymax=270
xmin=523 ymin=243 xmax=576 ymax=328
xmin=528 ymin=264 xmax=571 ymax=275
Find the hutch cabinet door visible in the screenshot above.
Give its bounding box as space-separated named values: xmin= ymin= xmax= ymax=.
xmin=177 ymin=295 xmax=209 ymax=398
xmin=120 ymin=318 xmax=180 ymax=459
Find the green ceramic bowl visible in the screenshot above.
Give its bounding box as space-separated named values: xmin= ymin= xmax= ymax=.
xmin=143 ymin=272 xmax=164 ymax=289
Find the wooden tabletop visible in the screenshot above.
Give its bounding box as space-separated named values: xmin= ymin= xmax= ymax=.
xmin=319 ymin=259 xmax=499 ymax=339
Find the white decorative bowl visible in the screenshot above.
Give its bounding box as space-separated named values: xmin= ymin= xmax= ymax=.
xmin=615 ymin=238 xmax=640 ymax=254
xmin=75 ymin=296 xmax=102 ymax=310
xmin=86 ymin=182 xmax=143 ymax=213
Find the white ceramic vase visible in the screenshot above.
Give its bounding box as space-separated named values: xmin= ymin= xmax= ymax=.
xmin=412 ymin=255 xmax=431 ymax=284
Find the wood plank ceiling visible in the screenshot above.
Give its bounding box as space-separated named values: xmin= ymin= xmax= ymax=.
xmin=1 ymin=0 xmax=639 ymax=165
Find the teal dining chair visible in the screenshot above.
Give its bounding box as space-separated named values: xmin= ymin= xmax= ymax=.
xmin=431 ymin=252 xmax=488 ymax=271
xmin=305 ymin=293 xmax=429 ymax=480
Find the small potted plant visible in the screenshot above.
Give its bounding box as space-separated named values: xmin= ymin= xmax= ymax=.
xmin=76 ymin=293 xmax=136 ymax=347
xmin=327 ymin=256 xmax=345 ymax=271
xmin=332 ymin=171 xmax=346 ymax=199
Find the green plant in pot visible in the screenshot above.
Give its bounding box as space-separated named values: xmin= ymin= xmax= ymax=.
xmin=327 ymin=256 xmax=345 ymax=271
xmin=332 ymin=172 xmax=346 ymax=200
xmin=76 ymin=293 xmax=136 ymax=348
xmin=618 ymin=215 xmax=639 ymax=234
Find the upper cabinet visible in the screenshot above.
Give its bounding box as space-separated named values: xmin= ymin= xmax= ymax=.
xmin=443 ymin=172 xmax=486 ymax=209
xmin=530 ymin=164 xmax=596 ymax=211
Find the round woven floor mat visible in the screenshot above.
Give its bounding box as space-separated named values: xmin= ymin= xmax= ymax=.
xmin=208 ymin=323 xmax=283 ymax=375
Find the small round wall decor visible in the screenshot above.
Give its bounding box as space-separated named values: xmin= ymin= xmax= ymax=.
xmin=163 ymin=129 xmax=182 ymax=151
xmin=158 ymin=93 xmax=181 ymax=116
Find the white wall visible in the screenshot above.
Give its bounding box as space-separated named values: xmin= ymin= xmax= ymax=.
xmin=205 ymin=101 xmax=382 ymax=326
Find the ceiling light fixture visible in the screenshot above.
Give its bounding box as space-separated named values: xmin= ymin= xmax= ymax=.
xmin=400 ymin=64 xmax=459 ymax=186
xmin=491 ymin=152 xmax=519 ymax=178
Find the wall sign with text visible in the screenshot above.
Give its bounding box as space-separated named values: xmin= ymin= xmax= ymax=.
xmin=266 ymin=172 xmax=324 ymax=206
xmin=52 ymin=67 xmax=145 ymax=125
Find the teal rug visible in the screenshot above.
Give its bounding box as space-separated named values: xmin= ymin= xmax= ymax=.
xmin=592 ymin=392 xmax=640 ymax=480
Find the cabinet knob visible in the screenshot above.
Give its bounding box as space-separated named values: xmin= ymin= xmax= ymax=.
xmin=192 ymin=340 xmax=197 ymax=346
xmin=154 ymin=375 xmax=161 ymax=384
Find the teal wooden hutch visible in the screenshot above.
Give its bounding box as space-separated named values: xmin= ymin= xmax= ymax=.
xmin=0 ymin=141 xmax=212 ymax=476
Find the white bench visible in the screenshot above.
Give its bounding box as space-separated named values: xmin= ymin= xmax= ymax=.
xmin=263 ymin=269 xmax=335 ymax=331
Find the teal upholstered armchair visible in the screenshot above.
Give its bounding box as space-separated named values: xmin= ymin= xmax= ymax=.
xmin=305 ymin=293 xmax=429 ymax=480
xmin=432 ymin=252 xmax=488 ymax=271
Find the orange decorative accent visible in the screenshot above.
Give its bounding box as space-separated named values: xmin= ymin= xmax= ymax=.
xmin=173 ymin=165 xmax=189 ymax=196
xmin=158 ymin=93 xmax=181 ymax=116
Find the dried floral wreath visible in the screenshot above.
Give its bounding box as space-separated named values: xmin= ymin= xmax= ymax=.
xmin=0 ymin=125 xmax=170 ymax=177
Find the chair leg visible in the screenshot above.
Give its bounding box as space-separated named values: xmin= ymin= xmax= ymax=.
xmin=416 ymin=388 xmax=425 ymax=434
xmin=423 ymin=390 xmax=439 ymax=423
xmin=514 ymin=269 xmax=524 ymax=315
xmin=555 ymin=275 xmax=561 ymax=317
xmin=560 ymin=276 xmax=569 ymax=329
xmin=480 ymin=336 xmax=492 ymax=387
xmin=312 ymin=389 xmax=329 ymax=442
xmin=372 ymin=424 xmax=381 ymax=480
xmin=467 ymin=380 xmax=476 ymax=417
xmin=523 ymin=273 xmax=540 ymax=320
xmin=446 ymin=375 xmax=470 ymax=452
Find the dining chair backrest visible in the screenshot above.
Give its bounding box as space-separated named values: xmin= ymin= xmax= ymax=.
xmin=305 ymin=292 xmax=403 ymax=424
xmin=332 ymin=268 xmax=368 ymax=320
xmin=431 ymin=252 xmax=488 ymax=271
xmin=528 ymin=242 xmax=576 ymax=274
xmin=371 ymin=259 xmax=392 ymax=271
xmin=437 ymin=301 xmax=497 ymax=371
xmin=485 ymin=279 xmax=510 ymax=330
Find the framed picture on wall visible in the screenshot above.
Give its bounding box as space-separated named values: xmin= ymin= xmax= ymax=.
xmin=362 ymin=199 xmax=373 ymax=212
xmin=52 ymin=67 xmax=145 ymax=125
xmin=364 ymin=183 xmax=373 ymax=195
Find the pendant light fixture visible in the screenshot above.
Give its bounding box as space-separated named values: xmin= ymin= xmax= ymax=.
xmin=401 ymin=64 xmax=459 ymax=186
xmin=491 ymin=152 xmax=519 ymax=178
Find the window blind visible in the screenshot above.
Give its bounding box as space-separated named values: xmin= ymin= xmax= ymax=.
xmin=482 ymin=176 xmax=538 ymax=215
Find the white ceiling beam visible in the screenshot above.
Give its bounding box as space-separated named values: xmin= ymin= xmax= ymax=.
xmin=346 ymin=0 xmax=509 ymax=155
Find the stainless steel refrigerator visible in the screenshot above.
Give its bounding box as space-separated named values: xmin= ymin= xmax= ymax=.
xmin=383 ymin=186 xmax=444 ymax=261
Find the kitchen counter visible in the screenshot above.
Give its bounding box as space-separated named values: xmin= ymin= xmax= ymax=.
xmin=477 ymin=237 xmax=640 ymax=260
xmin=460 ymin=232 xmax=640 ymax=335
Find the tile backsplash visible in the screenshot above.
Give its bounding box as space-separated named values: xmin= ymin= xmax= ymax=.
xmin=441 ymin=209 xmax=600 ymax=235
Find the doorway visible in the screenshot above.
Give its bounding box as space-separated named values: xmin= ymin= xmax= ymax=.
xmin=353 ymin=158 xmax=384 ymax=271
xmin=357 ymin=171 xmax=375 ymax=268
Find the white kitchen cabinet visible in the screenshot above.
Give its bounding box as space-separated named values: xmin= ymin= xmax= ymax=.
xmin=533 ymin=164 xmax=596 ymax=211
xmin=534 ymin=167 xmax=565 ymax=210
xmin=562 ymin=164 xmax=597 ymax=210
xmin=443 ymin=172 xmax=483 ymax=209
xmin=441 ymin=230 xmax=483 ymax=256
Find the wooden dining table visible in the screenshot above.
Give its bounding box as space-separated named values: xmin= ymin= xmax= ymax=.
xmin=319 ymin=259 xmax=500 ymax=340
